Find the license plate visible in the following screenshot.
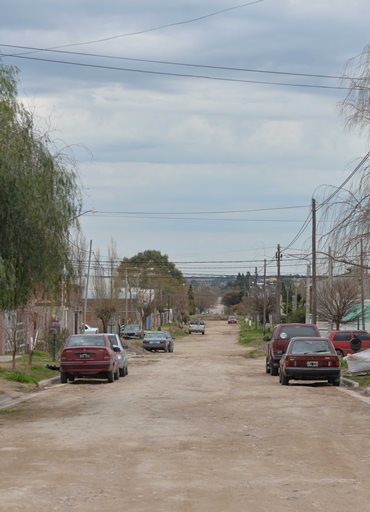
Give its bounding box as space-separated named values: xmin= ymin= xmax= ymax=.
xmin=80 ymin=353 xmax=91 ymax=359
xmin=307 ymin=361 xmax=318 ymax=367
xmin=150 ymin=341 xmax=161 ymax=344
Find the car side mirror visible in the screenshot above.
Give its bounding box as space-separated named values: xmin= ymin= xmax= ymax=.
xmin=113 ymin=346 xmax=122 ymax=353
xmin=263 ymin=335 xmax=271 ymax=342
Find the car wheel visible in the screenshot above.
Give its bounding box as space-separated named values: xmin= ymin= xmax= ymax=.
xmin=114 ymin=368 xmax=119 ymax=380
xmin=119 ymin=367 xmax=125 ymax=377
xmin=281 ymin=372 xmax=289 ymax=385
xmin=124 ymin=364 xmax=128 ymax=376
xmin=202 ymin=331 xmax=205 ymax=335
xmin=335 ymin=349 xmax=344 ymax=358
xmin=188 ymin=331 xmax=191 ymax=335
xmin=60 ymin=372 xmax=68 ymax=384
xmin=331 ymin=377 xmax=340 ymax=386
xmin=269 ymin=359 xmax=278 ymax=376
xmin=265 ymin=358 xmax=270 ymax=374
xmin=107 ymin=370 xmax=114 ymax=383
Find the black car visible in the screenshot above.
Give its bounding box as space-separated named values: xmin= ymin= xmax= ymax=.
xmin=121 ymin=324 xmax=143 ymax=340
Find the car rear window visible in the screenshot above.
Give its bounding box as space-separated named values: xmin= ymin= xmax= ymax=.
xmin=291 ymin=339 xmax=334 ymax=354
xmin=355 ymin=332 xmax=370 ymax=340
xmin=66 ymin=335 xmax=106 ymax=347
xmin=333 ymin=332 xmax=352 ymax=341
xmin=278 ymin=325 xmax=318 ymax=339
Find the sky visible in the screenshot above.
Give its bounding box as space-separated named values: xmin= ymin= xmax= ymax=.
xmin=1 ymin=0 xmax=370 ymax=279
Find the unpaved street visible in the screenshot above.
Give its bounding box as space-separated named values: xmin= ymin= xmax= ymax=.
xmin=1 ymin=321 xmax=370 ymax=511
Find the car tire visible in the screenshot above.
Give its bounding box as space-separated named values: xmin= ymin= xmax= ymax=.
xmin=107 ymin=370 xmax=114 ymax=383
xmin=119 ymin=367 xmax=125 ymax=377
xmin=281 ymin=372 xmax=289 ymax=385
xmin=269 ymin=359 xmax=278 ymax=376
xmin=202 ymin=331 xmax=205 ymax=335
xmin=188 ymin=331 xmax=191 ymax=335
xmin=114 ymin=368 xmax=119 ymax=380
xmin=265 ymin=358 xmax=270 ymax=374
xmin=60 ymin=372 xmax=68 ymax=384
xmin=331 ymin=377 xmax=340 ymax=386
xmin=124 ymin=365 xmax=128 ymax=376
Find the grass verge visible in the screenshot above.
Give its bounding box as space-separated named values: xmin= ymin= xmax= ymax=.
xmin=0 ymin=351 xmax=57 ymax=387
xmin=239 ymin=320 xmax=267 ymax=358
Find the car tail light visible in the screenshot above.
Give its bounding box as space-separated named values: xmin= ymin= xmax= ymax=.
xmin=102 ymin=349 xmax=111 ymax=360
xmin=284 ymin=357 xmax=296 ymax=367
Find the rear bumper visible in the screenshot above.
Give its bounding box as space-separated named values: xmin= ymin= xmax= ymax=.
xmin=60 ymin=362 xmax=114 ymax=375
xmin=143 ymin=342 xmax=167 ymax=350
xmin=284 ymin=367 xmax=340 ymax=380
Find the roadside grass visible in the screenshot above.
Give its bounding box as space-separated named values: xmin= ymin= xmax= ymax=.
xmin=0 ymin=352 xmax=57 ymax=386
xmin=239 ymin=320 xmax=267 ymax=358
xmin=342 ymin=372 xmax=370 ymax=387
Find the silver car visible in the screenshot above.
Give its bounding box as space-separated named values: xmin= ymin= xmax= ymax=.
xmin=105 ymin=333 xmax=128 ymax=377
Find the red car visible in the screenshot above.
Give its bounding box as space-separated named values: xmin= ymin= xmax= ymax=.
xmin=328 ymin=330 xmax=370 ymax=357
xmin=265 ymin=323 xmax=321 ymax=376
xmin=60 ymin=334 xmax=120 ymax=383
xmin=279 ymin=337 xmax=340 ymax=386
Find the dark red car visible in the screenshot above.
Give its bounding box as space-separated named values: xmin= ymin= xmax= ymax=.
xmin=265 ymin=323 xmax=321 ymax=375
xmin=279 ymin=337 xmax=340 ymax=386
xmin=60 ymin=334 xmax=120 ymax=383
xmin=328 ymin=330 xmax=370 ymax=357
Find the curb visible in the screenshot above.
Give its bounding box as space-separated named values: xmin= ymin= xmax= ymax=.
xmin=340 ymin=376 xmax=359 ymax=388
xmin=38 ymin=375 xmax=62 ymax=388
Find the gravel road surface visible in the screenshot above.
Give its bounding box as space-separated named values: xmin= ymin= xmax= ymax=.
xmin=1 ymin=320 xmax=370 ymax=511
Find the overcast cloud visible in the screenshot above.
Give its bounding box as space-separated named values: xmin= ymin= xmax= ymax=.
xmin=1 ymin=0 xmax=369 ymax=277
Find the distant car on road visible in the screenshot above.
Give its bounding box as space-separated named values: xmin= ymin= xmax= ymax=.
xmin=228 ymin=315 xmax=237 ymax=324
xmin=60 ymin=334 xmax=119 ymax=383
xmin=188 ymin=320 xmax=205 ymax=335
xmin=121 ymin=324 xmax=144 ymax=340
xmin=279 ymin=337 xmax=340 ymax=386
xmin=143 ymin=331 xmax=174 ymax=352
xmin=81 ymin=323 xmax=99 ymax=334
xmin=328 ymin=330 xmax=370 ymax=358
xmin=104 ymin=333 xmax=128 ymax=377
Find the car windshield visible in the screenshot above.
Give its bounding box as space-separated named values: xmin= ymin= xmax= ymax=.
xmin=291 ymin=339 xmax=334 ymax=355
xmin=124 ymin=324 xmax=139 ymax=331
xmin=66 ymin=335 xmax=106 ymax=347
xmin=279 ymin=325 xmax=318 ymax=339
xmin=144 ymin=332 xmax=164 ymax=339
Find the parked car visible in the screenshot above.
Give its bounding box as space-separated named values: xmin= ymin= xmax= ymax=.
xmin=279 ymin=337 xmax=340 ymax=386
xmin=143 ymin=331 xmax=174 ymax=352
xmin=188 ymin=320 xmax=205 ymax=335
xmin=265 ymin=323 xmax=321 ymax=376
xmin=328 ymin=330 xmax=370 ymax=357
xmin=228 ymin=315 xmax=237 ymax=324
xmin=60 ymin=334 xmax=120 ymax=383
xmin=81 ymin=323 xmax=99 ymax=334
xmin=105 ymin=333 xmax=128 ymax=377
xmin=121 ymin=324 xmax=144 ymax=340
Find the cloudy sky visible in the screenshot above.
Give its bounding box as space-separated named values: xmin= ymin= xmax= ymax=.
xmin=1 ymin=0 xmax=369 ymax=278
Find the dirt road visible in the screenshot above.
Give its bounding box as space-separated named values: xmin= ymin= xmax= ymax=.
xmin=1 ymin=321 xmax=370 ymax=511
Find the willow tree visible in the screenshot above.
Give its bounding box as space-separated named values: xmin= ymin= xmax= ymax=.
xmin=0 ymin=64 xmax=81 ymax=311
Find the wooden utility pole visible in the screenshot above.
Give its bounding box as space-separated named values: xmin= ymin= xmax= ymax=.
xmin=311 ymin=198 xmax=317 ymax=324
xmin=275 ymin=244 xmax=281 ymax=323
xmin=360 ymin=238 xmax=365 ymax=330
xmin=263 ymin=259 xmax=267 ymax=333
xmin=305 ymin=263 xmax=311 ymax=323
xmin=83 ymin=239 xmax=92 ymax=325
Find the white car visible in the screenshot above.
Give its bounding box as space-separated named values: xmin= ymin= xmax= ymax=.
xmin=82 ymin=323 xmax=99 ymax=334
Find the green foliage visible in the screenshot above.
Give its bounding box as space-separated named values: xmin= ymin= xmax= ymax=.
xmin=0 ymin=351 xmax=57 ymax=385
xmin=188 ymin=284 xmax=196 ymax=315
xmin=0 ymin=63 xmax=81 ymax=309
xmin=222 ymin=290 xmax=243 ymax=307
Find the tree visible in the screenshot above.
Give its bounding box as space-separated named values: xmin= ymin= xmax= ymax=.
xmin=0 ymin=63 xmax=81 ymax=310
xmin=188 ymin=285 xmax=196 ymax=315
xmin=119 ymin=250 xmax=186 ymax=326
xmin=222 ymin=290 xmax=243 ymax=308
xmin=193 ymin=285 xmax=218 ymax=313
xmin=317 ymin=277 xmax=359 ymax=329
xmin=93 ymin=242 xmax=121 ymax=332
xmin=341 ymin=44 xmax=370 ymax=138
xmin=241 ymin=287 xmax=275 ymax=325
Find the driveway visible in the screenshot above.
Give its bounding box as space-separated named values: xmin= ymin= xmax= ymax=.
xmin=1 ymin=321 xmax=370 ymax=511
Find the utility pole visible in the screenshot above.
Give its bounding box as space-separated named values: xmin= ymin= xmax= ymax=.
xmin=275 ymin=244 xmax=281 ymax=323
xmin=360 ymin=238 xmax=365 ymax=330
xmin=305 ymin=263 xmax=311 ymax=323
xmin=254 ymin=267 xmax=258 ymax=287
xmin=83 ymin=240 xmax=92 ymax=325
xmin=311 ymin=198 xmax=317 ymax=324
xmin=125 ymin=266 xmax=129 ymax=323
xmin=263 ymin=259 xmax=267 ymax=333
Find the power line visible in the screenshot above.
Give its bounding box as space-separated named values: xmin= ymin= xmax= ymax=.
xmin=2 ymin=44 xmax=363 ymax=82
xmin=13 ymin=1 xmax=264 ymax=51
xmin=1 ymin=53 xmax=362 ymax=91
